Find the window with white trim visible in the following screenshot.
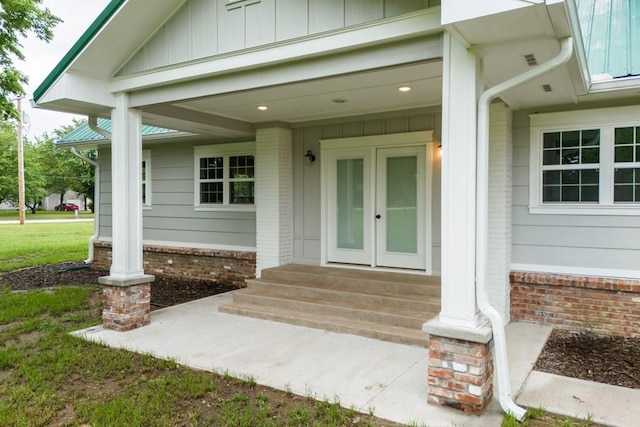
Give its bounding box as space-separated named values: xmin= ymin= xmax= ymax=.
xmin=194 ymin=142 xmax=255 ymax=210
xmin=142 ymin=149 xmax=151 ymax=208
xmin=529 ymin=106 xmax=640 ymax=215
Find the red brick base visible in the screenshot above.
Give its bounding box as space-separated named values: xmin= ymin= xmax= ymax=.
xmin=510 ymin=271 xmax=640 ymax=338
xmin=93 ymin=241 xmax=256 ymax=287
xmin=102 ymin=282 xmax=151 ymax=332
xmin=427 ymin=336 xmax=494 ymax=413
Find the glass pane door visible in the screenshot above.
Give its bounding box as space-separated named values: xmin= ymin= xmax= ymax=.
xmin=337 ymin=158 xmax=364 ymax=249
xmin=376 ymin=146 xmax=426 ymax=270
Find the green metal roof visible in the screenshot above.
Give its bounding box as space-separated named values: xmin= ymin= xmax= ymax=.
xmin=33 ymin=0 xmax=126 ymax=103
xmin=577 ymin=0 xmax=640 ymax=79
xmin=57 ymin=118 xmax=178 ymax=145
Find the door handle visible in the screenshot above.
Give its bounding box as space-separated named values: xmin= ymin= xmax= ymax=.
xmin=375 ymin=214 xmax=381 ymax=219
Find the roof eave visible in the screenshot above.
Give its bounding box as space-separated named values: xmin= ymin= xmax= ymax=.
xmin=33 ymin=0 xmax=127 ymax=104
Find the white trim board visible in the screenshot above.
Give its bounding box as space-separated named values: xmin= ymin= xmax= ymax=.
xmin=97 ymin=238 xmax=256 ymax=253
xmin=510 ymin=263 xmax=640 ymax=280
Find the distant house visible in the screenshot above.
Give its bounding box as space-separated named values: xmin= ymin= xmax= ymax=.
xmin=35 ymin=0 xmax=640 ymax=417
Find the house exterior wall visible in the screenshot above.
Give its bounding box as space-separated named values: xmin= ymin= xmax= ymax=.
xmin=97 ymin=143 xmax=257 ymax=249
xmin=291 ymin=109 xmax=442 ymax=272
xmin=117 ymin=0 xmax=440 ymax=76
xmin=510 ymin=104 xmax=640 ymax=336
xmin=511 ymin=109 xmax=640 ymax=276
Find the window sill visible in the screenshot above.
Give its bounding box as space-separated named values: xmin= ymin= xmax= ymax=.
xmin=143 ymin=206 xmax=152 ymax=211
xmin=194 ymin=205 xmax=256 ymax=213
xmin=529 ymin=205 xmax=640 ymax=216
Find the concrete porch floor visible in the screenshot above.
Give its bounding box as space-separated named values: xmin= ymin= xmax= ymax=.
xmin=72 ymin=291 xmax=638 ymax=426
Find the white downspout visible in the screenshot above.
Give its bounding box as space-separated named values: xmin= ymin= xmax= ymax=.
xmin=68 ymin=116 xmax=111 ymax=264
xmin=70 ymin=147 xmax=99 ymax=264
xmin=476 ymin=37 xmax=573 ymax=421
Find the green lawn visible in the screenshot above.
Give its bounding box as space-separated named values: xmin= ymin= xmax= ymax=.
xmin=0 ymin=222 xmax=94 ymax=271
xmin=0 ymin=287 xmax=399 ymax=426
xmin=0 ymin=210 xmax=94 ymax=221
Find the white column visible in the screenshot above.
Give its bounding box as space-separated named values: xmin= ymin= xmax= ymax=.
xmin=255 ymin=127 xmax=293 ymax=276
xmin=487 ymin=102 xmax=513 ymax=322
xmin=437 ymin=32 xmax=484 ymax=329
xmin=109 ymin=93 xmax=145 ymax=279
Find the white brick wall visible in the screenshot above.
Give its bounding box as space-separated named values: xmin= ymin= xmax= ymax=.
xmin=255 ymin=128 xmax=294 ymax=276
xmin=487 ymin=102 xmax=512 ymax=322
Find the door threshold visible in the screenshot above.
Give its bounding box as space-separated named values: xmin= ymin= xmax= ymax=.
xmin=321 ymin=262 xmax=432 ymax=276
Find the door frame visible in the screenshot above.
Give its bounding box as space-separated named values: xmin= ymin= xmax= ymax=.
xmin=320 ymin=131 xmax=434 ymax=273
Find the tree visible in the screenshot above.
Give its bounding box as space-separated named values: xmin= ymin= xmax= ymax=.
xmin=0 ymin=123 xmax=46 ymax=212
xmin=35 ymin=121 xmax=96 ymax=210
xmin=0 ymin=0 xmax=61 ymax=120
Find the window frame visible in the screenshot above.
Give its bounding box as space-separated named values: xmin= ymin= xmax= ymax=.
xmin=529 ymin=105 xmax=640 ymax=215
xmin=193 ymin=142 xmax=256 ymax=212
xmin=142 ymin=149 xmax=152 ymax=209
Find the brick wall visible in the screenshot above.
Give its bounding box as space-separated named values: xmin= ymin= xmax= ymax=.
xmin=511 ymin=271 xmax=640 ymax=338
xmin=93 ymin=241 xmax=256 ymax=287
xmin=488 ymin=102 xmax=513 ymax=322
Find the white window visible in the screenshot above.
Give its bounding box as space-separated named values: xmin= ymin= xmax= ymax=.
xmin=142 ymin=149 xmax=151 ymax=208
xmin=194 ymin=142 xmax=255 ymax=211
xmin=529 ymin=105 xmax=640 ymax=215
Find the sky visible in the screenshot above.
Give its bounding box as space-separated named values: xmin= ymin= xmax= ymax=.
xmin=17 ymin=0 xmax=111 ymax=138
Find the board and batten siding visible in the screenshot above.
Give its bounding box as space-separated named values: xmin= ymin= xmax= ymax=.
xmin=97 ymin=144 xmax=256 ymax=249
xmin=511 ymin=110 xmax=640 ymax=275
xmin=117 ymin=0 xmax=440 ymax=76
xmin=291 ymin=110 xmax=442 ymax=272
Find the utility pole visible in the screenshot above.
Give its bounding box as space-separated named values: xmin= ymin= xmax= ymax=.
xmin=17 ymin=97 xmax=25 ymax=225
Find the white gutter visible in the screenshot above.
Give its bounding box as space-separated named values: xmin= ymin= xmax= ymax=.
xmin=68 ymin=116 xmax=111 ymax=264
xmin=476 ymin=37 xmax=573 ymax=421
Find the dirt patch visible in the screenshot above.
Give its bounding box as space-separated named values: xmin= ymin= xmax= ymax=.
xmin=534 ymin=329 xmax=640 ymax=389
xmin=0 ymin=261 xmax=239 ymax=309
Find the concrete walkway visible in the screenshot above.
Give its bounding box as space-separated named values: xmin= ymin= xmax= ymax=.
xmin=72 ymin=292 xmax=637 ymax=426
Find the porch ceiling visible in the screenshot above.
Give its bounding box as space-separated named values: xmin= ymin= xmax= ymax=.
xmin=139 ymin=61 xmax=443 ymax=137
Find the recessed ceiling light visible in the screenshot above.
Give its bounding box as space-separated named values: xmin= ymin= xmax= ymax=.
xmin=398 ymin=86 xmax=412 ymax=92
xmin=257 ymin=105 xmax=268 ymax=111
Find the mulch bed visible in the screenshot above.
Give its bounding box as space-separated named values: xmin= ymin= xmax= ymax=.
xmin=534 ymin=329 xmax=640 ymax=389
xmin=0 ymin=261 xmax=239 ymax=309
xmin=2 ymin=262 xmax=639 ymax=391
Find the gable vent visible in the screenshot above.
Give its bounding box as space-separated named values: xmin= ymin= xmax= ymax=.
xmin=524 ymin=54 xmax=538 ymax=66
xmin=542 ymin=84 xmax=553 ymax=93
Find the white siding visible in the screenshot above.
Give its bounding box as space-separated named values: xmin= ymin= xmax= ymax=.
xmin=97 ymin=143 xmax=256 ymax=249
xmin=511 ymin=109 xmax=640 ymax=275
xmin=291 ymin=110 xmax=442 ymax=270
xmin=117 ymin=0 xmax=438 ymax=76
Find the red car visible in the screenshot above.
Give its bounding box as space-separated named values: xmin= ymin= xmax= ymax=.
xmin=54 ymin=203 xmax=79 ymax=211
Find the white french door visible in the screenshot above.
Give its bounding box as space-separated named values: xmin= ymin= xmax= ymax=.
xmin=376 ymin=146 xmax=426 ymax=269
xmin=324 ymin=144 xmax=429 ymax=271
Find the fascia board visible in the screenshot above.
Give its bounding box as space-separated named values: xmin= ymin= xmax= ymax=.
xmin=35 ymin=73 xmax=115 ymax=112
xmin=110 ymin=8 xmax=442 ymax=94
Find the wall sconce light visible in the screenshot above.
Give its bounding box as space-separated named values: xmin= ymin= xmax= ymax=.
xmin=305 ymin=150 xmax=316 ymax=164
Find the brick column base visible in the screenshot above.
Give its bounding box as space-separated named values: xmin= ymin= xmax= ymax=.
xmin=427 ymin=335 xmax=494 ymax=413
xmin=99 ymin=275 xmax=154 ymax=331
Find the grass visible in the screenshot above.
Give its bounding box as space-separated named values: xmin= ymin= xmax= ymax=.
xmin=502 ymin=407 xmax=599 ymax=427
xmin=0 ymin=221 xmax=94 ymax=271
xmin=0 ymin=287 xmax=398 ymax=426
xmin=0 ymin=210 xmax=94 ymax=220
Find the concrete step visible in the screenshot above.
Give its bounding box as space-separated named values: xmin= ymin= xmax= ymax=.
xmin=260 ymin=265 xmax=440 ymax=298
xmin=245 ymin=279 xmax=441 ymax=313
xmin=218 ymin=302 xmax=430 ymax=347
xmin=231 ymin=290 xmax=434 ymax=329
xmin=220 ymin=264 xmax=440 ymax=347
